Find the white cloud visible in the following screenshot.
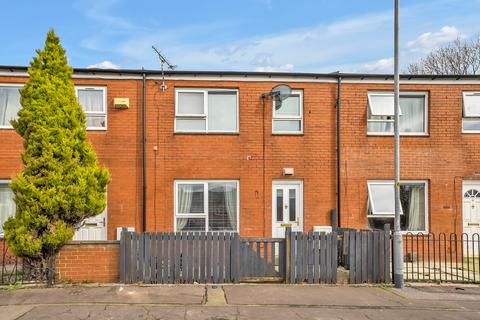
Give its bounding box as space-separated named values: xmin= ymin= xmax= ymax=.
xmin=407 ymin=26 xmax=465 ymax=53
xmin=357 ymin=57 xmax=394 ymax=73
xmin=77 ymin=0 xmax=480 ymax=73
xmin=87 ymin=60 xmax=120 ymax=69
xmin=111 ymin=12 xmax=391 ymax=72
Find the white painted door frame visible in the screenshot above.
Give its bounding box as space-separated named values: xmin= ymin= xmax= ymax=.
xmin=272 ymin=180 xmax=303 ymax=238
xmin=462 ymin=180 xmax=480 ymax=256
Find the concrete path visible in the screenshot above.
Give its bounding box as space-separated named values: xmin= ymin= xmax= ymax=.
xmin=0 ymin=284 xmax=479 ymax=319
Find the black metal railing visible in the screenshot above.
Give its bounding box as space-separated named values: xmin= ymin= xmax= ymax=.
xmin=1 ymin=240 xmax=45 ymax=285
xmin=404 ymin=232 xmax=480 ymax=283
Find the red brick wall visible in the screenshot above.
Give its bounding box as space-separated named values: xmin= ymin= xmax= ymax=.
xmin=0 ymin=239 xmax=16 ymax=264
xmin=2 ymin=72 xmax=480 ymax=240
xmin=144 ymin=80 xmax=338 ymax=237
xmin=55 ymin=241 xmax=120 ymax=283
xmin=340 ymin=82 xmax=480 ymax=234
xmin=0 ymin=76 xmax=144 ymax=240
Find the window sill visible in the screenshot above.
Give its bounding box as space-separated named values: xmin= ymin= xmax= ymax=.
xmin=174 ymin=132 xmax=240 ymax=135
xmin=87 ymin=128 xmax=108 ymax=131
xmin=272 ymin=132 xmax=304 ymax=136
xmin=0 ymin=127 xmax=15 ymax=130
xmin=366 ymin=133 xmax=429 ymax=137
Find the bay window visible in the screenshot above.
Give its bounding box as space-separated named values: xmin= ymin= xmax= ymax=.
xmin=175 ymin=180 xmax=239 ymax=232
xmin=175 ymin=89 xmax=238 ymax=133
xmin=367 ymin=92 xmax=427 ymax=135
xmin=367 ymin=180 xmax=428 ymax=232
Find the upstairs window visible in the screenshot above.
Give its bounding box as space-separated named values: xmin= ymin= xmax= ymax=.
xmin=462 ymin=92 xmax=480 ymax=133
xmin=272 ymin=90 xmax=303 ymax=134
xmin=0 ymin=85 xmax=22 ymax=128
xmin=367 ymin=180 xmax=427 ymax=232
xmin=367 ymin=92 xmax=427 ymax=135
xmin=175 ymin=89 xmax=238 ymax=133
xmin=75 ymin=86 xmax=107 ymax=130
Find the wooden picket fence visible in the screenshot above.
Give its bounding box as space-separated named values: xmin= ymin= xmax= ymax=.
xmin=339 ymin=225 xmax=391 ymax=284
xmin=120 ymin=229 xmax=338 ymax=284
xmin=120 ymin=232 xmax=238 ymax=284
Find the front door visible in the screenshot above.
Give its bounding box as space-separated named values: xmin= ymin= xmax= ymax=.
xmin=73 ymin=210 xmax=107 ymax=241
xmin=272 ymin=181 xmax=303 ymax=238
xmin=463 ymin=182 xmax=480 ymax=256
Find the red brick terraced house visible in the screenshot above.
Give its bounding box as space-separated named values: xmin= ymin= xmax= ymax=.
xmin=1 ymin=66 xmax=480 ymax=243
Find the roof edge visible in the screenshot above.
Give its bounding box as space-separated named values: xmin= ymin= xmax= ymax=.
xmin=1 ymin=64 xmax=479 ymax=80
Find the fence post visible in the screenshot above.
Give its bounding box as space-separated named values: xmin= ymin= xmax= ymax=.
xmin=384 ymin=224 xmax=393 ymax=283
xmin=120 ymin=227 xmax=127 ymax=283
xmin=285 ymin=227 xmax=292 ymax=284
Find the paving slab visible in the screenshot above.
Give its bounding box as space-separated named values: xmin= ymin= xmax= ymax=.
xmin=0 ymin=305 xmax=34 ymax=320
xmin=0 ymin=285 xmax=205 ymax=306
xmin=223 ymin=285 xmax=403 ymax=307
xmin=12 ymin=305 xmax=480 ymax=320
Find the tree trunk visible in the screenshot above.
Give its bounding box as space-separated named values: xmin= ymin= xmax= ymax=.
xmin=46 ymin=248 xmax=55 ymax=287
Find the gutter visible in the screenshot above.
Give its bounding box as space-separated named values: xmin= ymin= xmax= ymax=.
xmin=142 ymin=71 xmax=147 ymax=232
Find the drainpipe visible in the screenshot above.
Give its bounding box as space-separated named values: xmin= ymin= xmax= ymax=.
xmin=336 ymin=76 xmax=342 ymax=228
xmin=142 ymin=71 xmax=147 ymax=232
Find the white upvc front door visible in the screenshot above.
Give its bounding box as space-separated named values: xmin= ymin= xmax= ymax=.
xmin=73 ymin=209 xmax=107 ymax=241
xmin=272 ymin=181 xmax=303 ymax=238
xmin=463 ymin=181 xmax=480 ymax=256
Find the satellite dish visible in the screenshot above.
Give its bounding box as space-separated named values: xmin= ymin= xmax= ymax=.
xmin=271 ymin=84 xmax=292 ymax=109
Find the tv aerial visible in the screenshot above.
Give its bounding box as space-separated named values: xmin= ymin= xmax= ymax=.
xmin=152 ymin=46 xmax=177 ymax=91
xmin=261 ymin=84 xmax=292 ymax=108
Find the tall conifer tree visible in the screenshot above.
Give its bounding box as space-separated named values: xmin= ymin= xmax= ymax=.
xmin=4 ymin=30 xmax=110 ymax=281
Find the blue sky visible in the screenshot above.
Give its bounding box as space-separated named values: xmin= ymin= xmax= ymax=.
xmin=1 ymin=0 xmax=480 ymax=73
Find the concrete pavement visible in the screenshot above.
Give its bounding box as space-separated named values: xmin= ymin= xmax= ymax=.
xmin=0 ymin=284 xmax=479 ymax=319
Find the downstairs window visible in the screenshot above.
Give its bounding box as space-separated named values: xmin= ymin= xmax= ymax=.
xmin=175 ymin=180 xmax=238 ymax=232
xmin=367 ymin=181 xmax=427 ymax=232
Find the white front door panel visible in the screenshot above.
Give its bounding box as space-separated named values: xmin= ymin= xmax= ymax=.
xmin=272 ymin=181 xmax=303 ymax=238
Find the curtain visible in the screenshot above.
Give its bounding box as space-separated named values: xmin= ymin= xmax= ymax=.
xmin=208 ymin=92 xmax=237 ymax=131
xmin=400 ymin=97 xmax=424 ymax=133
xmin=0 ymin=186 xmax=16 ymax=234
xmin=368 ymin=120 xmax=393 ymax=133
xmin=0 ymin=89 xmax=7 ymax=125
xmin=78 ymin=90 xmax=103 ymax=112
xmin=0 ymin=88 xmax=21 ymax=126
xmin=407 ymin=186 xmax=424 ymax=231
xmin=176 ymin=185 xmax=193 ymax=230
xmin=224 ymin=183 xmax=237 ymax=230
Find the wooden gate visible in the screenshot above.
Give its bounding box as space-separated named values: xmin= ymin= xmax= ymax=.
xmin=236 ymin=238 xmax=285 ymax=282
xmin=288 ymin=231 xmax=338 ymax=284
xmin=339 ymin=226 xmax=391 ymax=284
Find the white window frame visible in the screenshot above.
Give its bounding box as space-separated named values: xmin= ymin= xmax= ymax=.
xmin=0 ymin=83 xmax=24 ymax=130
xmin=367 ymin=180 xmax=429 ymax=234
xmin=272 ymin=89 xmax=303 ymax=135
xmin=75 ymin=86 xmax=107 ymax=131
xmin=367 ymin=91 xmax=428 ymax=136
xmin=174 ymin=180 xmax=240 ymax=232
xmin=0 ymin=179 xmax=15 ymax=238
xmin=174 ymin=88 xmax=239 ymax=133
xmin=462 ymin=91 xmax=480 ymax=133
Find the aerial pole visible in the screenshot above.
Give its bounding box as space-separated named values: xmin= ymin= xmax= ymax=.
xmin=393 ymin=0 xmax=404 ymax=289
